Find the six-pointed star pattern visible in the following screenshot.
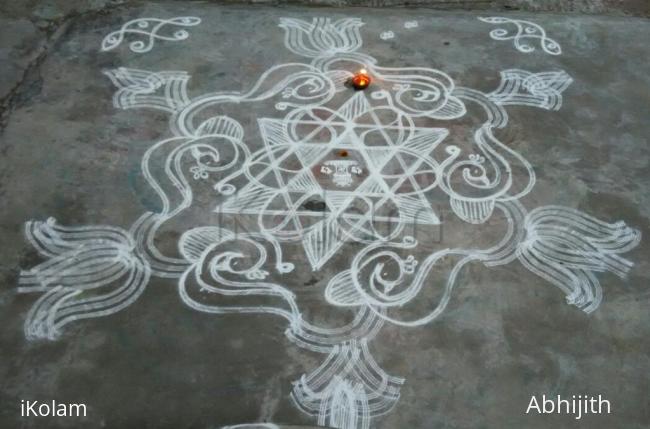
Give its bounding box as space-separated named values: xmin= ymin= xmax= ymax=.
xmin=216 ymin=91 xmax=448 ymax=269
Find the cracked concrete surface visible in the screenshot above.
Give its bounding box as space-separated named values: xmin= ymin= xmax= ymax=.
xmin=0 ymin=2 xmax=649 ymax=429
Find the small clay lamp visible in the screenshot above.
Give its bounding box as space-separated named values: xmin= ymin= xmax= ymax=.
xmin=350 ymin=68 xmax=371 ymax=90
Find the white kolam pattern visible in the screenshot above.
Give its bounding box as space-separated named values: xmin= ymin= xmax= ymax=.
xmin=479 ymin=16 xmax=562 ymax=55
xmin=18 ymin=16 xmax=639 ymax=429
xmin=101 ymin=17 xmax=201 ymax=53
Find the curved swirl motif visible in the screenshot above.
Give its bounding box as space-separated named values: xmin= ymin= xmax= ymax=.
xmin=438 ymin=125 xmax=535 ymax=224
xmin=178 ymin=226 xmax=302 ymax=321
xmin=326 ymin=240 xmax=470 ymax=328
xmin=479 ymin=17 xmax=562 ymax=55
xmin=171 ymin=63 xmax=337 ymax=137
xmin=101 ymin=17 xmax=201 ymax=53
xmin=274 ymin=70 xmax=338 ymax=111
xmin=177 ymin=226 xmax=387 ymax=355
xmin=131 ymin=115 xmax=248 ymax=277
xmin=372 ymin=65 xmax=466 ymax=119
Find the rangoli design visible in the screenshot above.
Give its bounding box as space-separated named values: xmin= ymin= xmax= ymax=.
xmin=479 ymin=16 xmax=562 ymax=55
xmin=101 ymin=16 xmax=202 ymax=53
xmin=18 ymin=16 xmax=640 ymax=429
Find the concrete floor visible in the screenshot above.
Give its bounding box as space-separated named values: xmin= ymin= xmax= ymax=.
xmin=0 ymin=2 xmax=649 ymax=429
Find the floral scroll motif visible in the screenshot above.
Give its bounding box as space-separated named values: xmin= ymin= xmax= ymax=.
xmin=101 ymin=17 xmax=201 ymax=53
xmin=479 ymin=17 xmax=562 ymax=55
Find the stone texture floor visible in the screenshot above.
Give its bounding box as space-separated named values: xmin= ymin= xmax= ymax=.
xmin=0 ymin=2 xmax=649 ymax=429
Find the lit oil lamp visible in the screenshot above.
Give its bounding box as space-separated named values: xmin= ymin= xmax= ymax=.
xmin=350 ymin=68 xmax=371 ymax=90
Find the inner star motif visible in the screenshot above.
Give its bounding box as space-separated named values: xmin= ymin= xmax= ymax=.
xmin=215 ymin=91 xmax=448 ymax=269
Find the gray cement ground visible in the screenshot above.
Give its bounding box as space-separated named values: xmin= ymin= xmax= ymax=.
xmin=1 ymin=2 xmax=649 ymax=429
